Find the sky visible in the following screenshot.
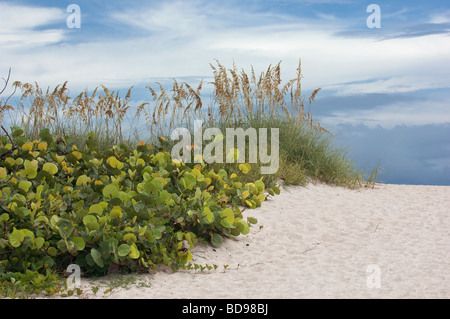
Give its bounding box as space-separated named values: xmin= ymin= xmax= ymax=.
xmin=0 ymin=0 xmax=449 ymax=185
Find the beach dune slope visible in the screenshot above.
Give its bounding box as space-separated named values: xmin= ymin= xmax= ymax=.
xmin=85 ymin=183 xmax=450 ymax=299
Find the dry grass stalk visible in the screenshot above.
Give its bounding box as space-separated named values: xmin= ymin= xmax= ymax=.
xmin=1 ymin=59 xmax=327 ymax=145
xmin=208 ymin=59 xmax=326 ymax=132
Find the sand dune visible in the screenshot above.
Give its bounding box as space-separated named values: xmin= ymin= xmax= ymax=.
xmin=71 ymin=183 xmax=450 ymax=299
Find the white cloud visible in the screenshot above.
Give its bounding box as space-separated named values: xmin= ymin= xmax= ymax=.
xmin=317 ymin=98 xmax=450 ymax=129
xmin=110 ymin=1 xmax=208 ymax=34
xmin=0 ymin=2 xmax=66 ymax=47
xmin=326 ymin=74 xmax=450 ymax=96
xmin=429 ymin=10 xmax=450 ymax=23
xmin=1 ymin=0 xmax=449 ymax=125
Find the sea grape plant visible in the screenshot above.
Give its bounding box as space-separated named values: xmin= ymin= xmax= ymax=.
xmin=0 ymin=127 xmax=279 ymax=296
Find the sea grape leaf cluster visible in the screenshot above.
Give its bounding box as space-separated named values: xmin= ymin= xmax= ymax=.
xmin=0 ymin=127 xmax=279 ymax=295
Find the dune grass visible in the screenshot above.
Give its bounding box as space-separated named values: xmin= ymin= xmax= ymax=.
xmin=0 ymin=60 xmax=374 ymax=189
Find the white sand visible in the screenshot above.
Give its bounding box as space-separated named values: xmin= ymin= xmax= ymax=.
xmin=71 ymin=183 xmax=450 ymax=299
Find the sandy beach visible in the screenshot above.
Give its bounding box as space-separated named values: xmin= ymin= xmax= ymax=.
xmin=69 ymin=182 xmax=449 ymax=299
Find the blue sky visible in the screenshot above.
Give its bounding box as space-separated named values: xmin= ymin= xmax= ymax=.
xmin=1 ymin=0 xmax=449 ymax=185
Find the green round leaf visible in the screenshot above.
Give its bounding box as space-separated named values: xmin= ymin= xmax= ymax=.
xmin=129 ymin=243 xmax=140 ymax=259
xmin=50 ymin=215 xmax=60 ymax=230
xmin=42 ymin=162 xmax=58 ymax=175
xmin=220 ymin=208 xmax=235 ymax=224
xmin=159 ymin=189 xmax=170 ymax=203
xmin=18 ymin=180 xmax=32 ymax=192
xmin=34 ymin=237 xmax=45 ymax=249
xmin=22 ymin=166 xmax=38 ymax=179
xmin=236 ymin=219 xmax=250 ymax=235
xmin=83 ymin=215 xmax=96 ymax=226
xmin=149 ymin=178 xmax=163 ymax=192
xmin=35 ymin=215 xmax=49 ymax=225
xmin=123 ymin=233 xmax=137 ymax=244
xmin=21 ymin=229 xmax=35 ymax=240
xmin=110 ymin=206 xmax=123 ymax=219
xmin=40 ymin=256 xmax=54 ymax=268
xmin=202 ymin=207 xmax=214 ymax=224
xmin=66 ymin=241 xmax=76 ymax=253
xmin=5 ymin=157 xmax=15 ymax=166
xmin=185 ymin=232 xmax=197 ymax=247
xmin=76 ymin=175 xmax=91 ymax=186
xmin=47 ymin=247 xmax=58 ymax=257
xmin=256 ymin=193 xmax=266 ymax=203
xmin=83 ymin=215 xmax=99 ymax=231
xmin=272 ymin=186 xmax=281 ymax=195
xmin=16 ymin=206 xmax=29 ymax=219
xmin=103 ymin=183 xmax=119 ymax=199
xmin=72 ymin=237 xmax=86 ymax=251
xmin=91 ymin=248 xmax=104 ymax=267
xmin=245 ymin=200 xmax=255 ymax=208
xmin=12 ymin=128 xmax=24 ymax=137
xmin=10 ymin=228 xmax=25 ymax=248
xmin=58 ymin=220 xmax=73 ymax=239
xmin=57 ymin=239 xmax=67 ymax=252
xmin=118 ymin=244 xmax=131 ymax=257
xmin=0 ymin=167 xmax=7 ymax=180
xmin=231 ymin=227 xmax=241 ymax=236
xmin=255 ymin=180 xmax=265 ymax=192
xmin=238 ymin=163 xmax=251 ymax=174
xmin=220 ymin=219 xmax=234 ymax=228
xmin=183 ymin=174 xmax=196 ymax=190
xmin=89 ymin=203 xmax=105 ymax=215
xmin=151 ymin=228 xmax=162 ymax=240
xmin=211 ymin=233 xmax=223 ymax=247
xmin=106 ymin=156 xmax=124 ymax=169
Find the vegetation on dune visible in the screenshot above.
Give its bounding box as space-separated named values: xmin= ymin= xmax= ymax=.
xmin=1 ymin=60 xmax=368 ymax=188
xmin=0 ymin=60 xmax=377 ymax=297
xmin=0 ymin=127 xmax=276 ymax=297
